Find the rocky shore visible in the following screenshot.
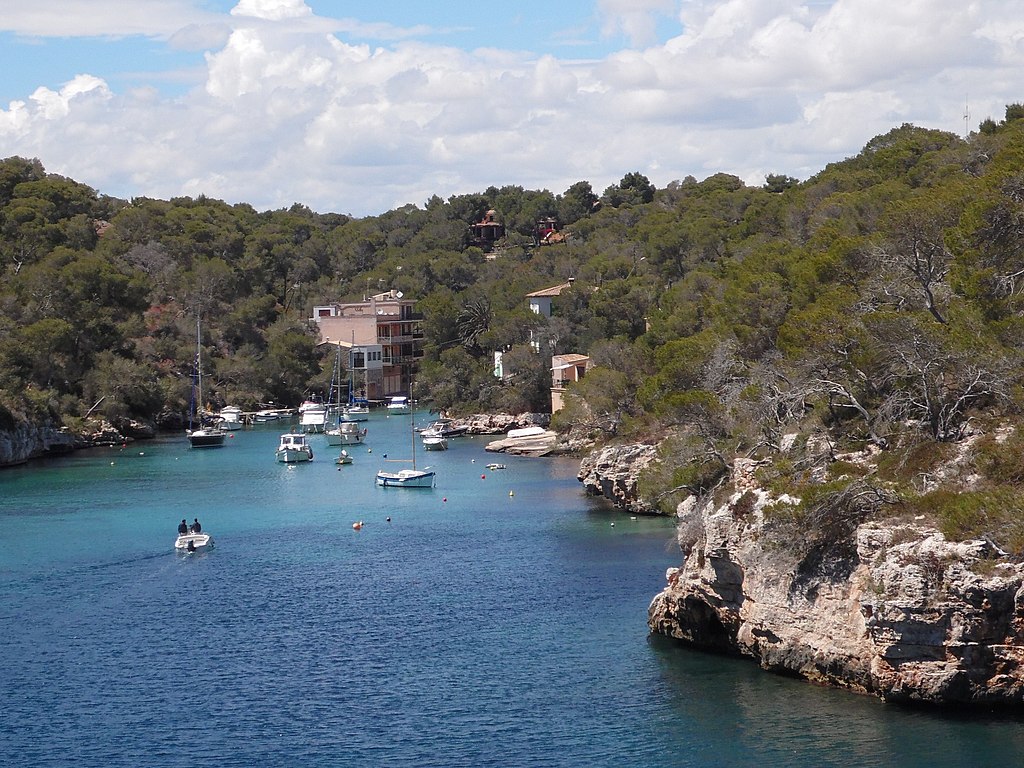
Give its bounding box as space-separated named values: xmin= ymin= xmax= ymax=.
xmin=577 ymin=442 xmax=659 ymax=515
xmin=647 ymin=459 xmax=1024 ymax=707
xmin=0 ymin=418 xmax=155 ymax=467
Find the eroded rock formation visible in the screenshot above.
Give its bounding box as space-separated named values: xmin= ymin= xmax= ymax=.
xmin=648 ymin=463 xmax=1024 ymax=706
xmin=577 ymin=443 xmax=659 ymax=515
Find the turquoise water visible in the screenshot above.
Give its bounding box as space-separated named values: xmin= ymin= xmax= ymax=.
xmin=2 ymin=412 xmax=1023 ymax=767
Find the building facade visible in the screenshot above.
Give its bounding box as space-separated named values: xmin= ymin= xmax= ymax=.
xmin=311 ymin=290 xmax=423 ymax=399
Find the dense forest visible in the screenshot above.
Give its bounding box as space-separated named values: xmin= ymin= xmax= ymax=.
xmin=3 ymin=106 xmax=1024 ymax=553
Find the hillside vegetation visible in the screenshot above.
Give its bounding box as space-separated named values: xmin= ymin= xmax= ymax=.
xmin=3 ymin=108 xmax=1024 ymax=552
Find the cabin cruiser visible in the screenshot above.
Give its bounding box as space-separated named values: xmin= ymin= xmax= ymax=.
xmin=276 ymin=433 xmax=314 ymax=463
xmin=299 ymin=400 xmax=328 ymax=433
xmin=218 ymin=405 xmax=244 ymax=430
xmin=419 ymin=417 xmax=467 ymax=438
xmin=386 ymin=396 xmax=410 ymax=414
xmin=326 ymin=420 xmax=367 ymax=446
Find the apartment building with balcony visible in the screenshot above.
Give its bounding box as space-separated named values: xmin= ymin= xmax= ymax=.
xmin=311 ymin=289 xmax=424 ymax=399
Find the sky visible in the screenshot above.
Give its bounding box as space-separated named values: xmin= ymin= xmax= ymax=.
xmin=1 ymin=0 xmax=1023 ymax=217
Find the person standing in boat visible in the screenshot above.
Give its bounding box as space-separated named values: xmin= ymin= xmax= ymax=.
xmin=178 ymin=519 xmax=188 ymax=535
xmin=190 ymin=518 xmax=201 ymax=534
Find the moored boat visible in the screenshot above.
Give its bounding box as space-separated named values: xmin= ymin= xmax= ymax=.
xmin=376 ymin=383 xmax=435 ymax=488
xmin=299 ymin=399 xmax=328 ymax=433
xmin=375 ymin=467 xmax=436 ymax=488
xmin=326 ymin=419 xmax=367 ymax=446
xmin=276 ymin=432 xmax=314 ymax=463
xmin=418 ymin=417 xmax=467 ymax=438
xmin=385 ymin=395 xmax=410 ymax=414
xmin=187 ymin=316 xmax=225 ymax=449
xmin=219 ymin=405 xmax=244 ymax=430
xmin=421 ymin=433 xmax=448 ymax=451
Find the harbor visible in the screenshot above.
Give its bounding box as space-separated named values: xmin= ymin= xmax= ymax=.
xmin=2 ymin=413 xmax=1023 ymax=766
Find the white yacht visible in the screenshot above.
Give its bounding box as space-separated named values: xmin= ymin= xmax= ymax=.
xmin=218 ymin=405 xmax=244 ymax=431
xmin=326 ymin=420 xmax=367 ymax=446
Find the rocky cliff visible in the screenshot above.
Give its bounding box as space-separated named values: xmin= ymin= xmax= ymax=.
xmin=577 ymin=443 xmax=659 ymax=515
xmin=0 ymin=422 xmax=76 ymax=466
xmin=647 ymin=458 xmax=1024 ymax=706
xmin=0 ymin=418 xmax=154 ymax=467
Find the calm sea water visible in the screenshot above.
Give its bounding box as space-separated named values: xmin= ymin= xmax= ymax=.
xmin=2 ymin=413 xmax=1023 ymax=767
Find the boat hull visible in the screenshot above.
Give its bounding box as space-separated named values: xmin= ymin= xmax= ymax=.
xmin=175 ymin=532 xmax=214 ymax=552
xmin=276 ymin=448 xmax=313 ymax=463
xmin=375 ymin=469 xmax=435 ymax=488
xmin=326 ymin=424 xmax=367 ymax=446
xmin=276 ymin=433 xmax=313 ymax=463
xmin=188 ymin=428 xmax=226 ymax=448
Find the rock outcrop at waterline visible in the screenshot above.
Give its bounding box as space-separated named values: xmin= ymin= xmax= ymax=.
xmin=0 ymin=418 xmax=155 ymax=467
xmin=577 ymin=443 xmax=659 ymax=515
xmin=647 ymin=464 xmax=1024 ymax=706
xmin=0 ymin=422 xmax=76 ymax=466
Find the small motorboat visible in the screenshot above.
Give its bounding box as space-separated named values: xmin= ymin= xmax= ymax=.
xmin=299 ymin=398 xmax=327 ymax=433
xmin=336 ymin=449 xmax=353 ymax=465
xmin=422 ymin=432 xmax=448 ymax=451
xmin=486 ymin=463 xmax=507 ymax=470
xmin=276 ymin=432 xmax=314 ymax=463
xmin=419 ymin=417 xmax=467 ymax=438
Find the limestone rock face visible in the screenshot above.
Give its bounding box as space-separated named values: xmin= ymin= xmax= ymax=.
xmin=455 ymin=413 xmax=550 ymax=435
xmin=0 ymin=416 xmax=153 ymax=467
xmin=0 ymin=423 xmax=76 ymax=467
xmin=577 ymin=443 xmax=659 ymax=515
xmin=648 ymin=483 xmax=1024 ymax=706
xmin=484 ymin=430 xmax=560 ymax=456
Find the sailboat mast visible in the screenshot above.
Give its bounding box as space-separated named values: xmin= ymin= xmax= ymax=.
xmin=410 ymin=381 xmax=416 ymax=470
xmin=196 ymin=315 xmax=203 ymax=423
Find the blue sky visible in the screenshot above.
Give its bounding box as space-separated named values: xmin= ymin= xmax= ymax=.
xmin=1 ymin=1 xmax=1022 ymax=216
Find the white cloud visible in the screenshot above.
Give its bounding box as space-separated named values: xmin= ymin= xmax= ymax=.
xmin=231 ymin=0 xmax=312 ymax=21
xmin=3 ymin=0 xmax=1024 ymax=215
xmin=0 ymin=1 xmax=220 ymax=38
xmin=597 ymin=0 xmax=677 ymax=46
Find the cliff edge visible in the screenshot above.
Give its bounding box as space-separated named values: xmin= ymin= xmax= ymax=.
xmin=647 ymin=457 xmax=1024 ymax=706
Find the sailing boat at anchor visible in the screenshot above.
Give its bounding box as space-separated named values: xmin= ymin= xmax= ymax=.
xmin=187 ymin=316 xmax=226 ymax=449
xmin=375 ymin=383 xmax=434 ymax=488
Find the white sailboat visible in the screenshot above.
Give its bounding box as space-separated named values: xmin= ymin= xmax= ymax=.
xmin=376 ymin=385 xmax=435 ymax=488
xmin=326 ymin=345 xmax=368 ymax=443
xmin=187 ymin=316 xmax=225 ymax=449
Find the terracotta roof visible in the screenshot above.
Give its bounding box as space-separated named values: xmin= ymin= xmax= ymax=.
xmin=526 ymin=281 xmax=574 ymax=298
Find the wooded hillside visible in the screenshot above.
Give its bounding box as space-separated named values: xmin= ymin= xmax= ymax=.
xmin=3 ymin=107 xmax=1024 ymax=551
